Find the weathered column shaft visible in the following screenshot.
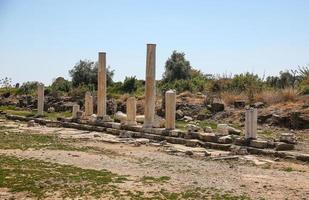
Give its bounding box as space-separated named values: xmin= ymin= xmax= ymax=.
xmin=165 ymin=90 xmax=176 ymax=129
xmin=126 ymin=97 xmax=137 ymax=125
xmin=97 ymin=52 xmax=107 ymax=117
xmin=143 ymin=44 xmax=156 ymax=128
xmin=72 ymin=104 xmax=80 ymax=119
xmin=37 ymin=84 xmax=44 ymax=116
xmin=245 ymin=108 xmax=257 ymax=139
xmin=85 ymin=91 xmax=93 ymax=116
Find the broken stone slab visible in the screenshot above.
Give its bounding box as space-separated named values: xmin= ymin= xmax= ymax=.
xmin=176 ymin=109 xmax=184 ymax=120
xmin=185 ymin=139 xmax=200 ymax=147
xmin=136 ymin=115 xmax=144 ymax=123
xmin=212 ymin=156 xmax=239 ymax=161
xmin=153 ymin=115 xmax=165 ymax=128
xmin=203 ymin=126 xmax=213 ymax=133
xmin=198 ymin=132 xmax=218 ymax=143
xmin=114 ymin=111 xmax=127 ymax=123
xmin=250 ymin=140 xmax=268 ymax=149
xmin=218 ymin=135 xmax=233 ymax=144
xmin=186 ymin=123 xmax=201 ymax=133
xmin=279 ymin=133 xmax=297 ymax=144
xmin=275 ymin=142 xmax=295 ymax=151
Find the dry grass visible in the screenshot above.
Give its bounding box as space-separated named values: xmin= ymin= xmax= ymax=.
xmin=220 ymin=91 xmax=247 ymax=105
xmin=255 ymin=88 xmax=299 ymax=105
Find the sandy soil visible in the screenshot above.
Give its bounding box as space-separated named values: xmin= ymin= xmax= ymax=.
xmin=0 ymin=119 xmax=309 ymax=200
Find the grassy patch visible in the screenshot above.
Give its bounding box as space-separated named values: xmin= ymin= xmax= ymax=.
xmin=0 ymin=105 xmax=71 ymax=120
xmin=0 ymin=155 xmax=127 ymax=199
xmin=200 ymin=121 xmax=217 ymax=129
xmin=176 ymin=120 xmax=188 ymax=130
xmin=141 ymin=176 xmax=171 ymax=184
xmin=280 ymin=167 xmax=294 ymax=172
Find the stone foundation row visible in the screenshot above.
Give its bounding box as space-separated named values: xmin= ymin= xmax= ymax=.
xmin=4 ymin=114 xmax=309 ymax=162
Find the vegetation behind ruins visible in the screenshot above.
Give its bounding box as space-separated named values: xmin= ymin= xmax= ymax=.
xmin=0 ymin=51 xmax=308 ymax=106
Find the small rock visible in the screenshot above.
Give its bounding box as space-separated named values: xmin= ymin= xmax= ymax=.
xmin=203 ymin=126 xmax=213 ymax=133
xmin=47 ymin=107 xmax=55 ymax=113
xmin=186 ymin=124 xmax=200 ymax=133
xmin=234 ymin=100 xmax=246 ymax=108
xmin=185 ymin=150 xmax=194 ymax=156
xmin=27 ymin=120 xmax=35 ymax=127
xmin=216 ymin=124 xmax=229 ymax=135
xmin=250 ymin=140 xmax=268 ymax=149
xmin=176 ymin=110 xmax=184 ymax=120
xmin=211 ymin=102 xmax=225 ymax=112
xmin=279 ymin=133 xmax=297 ymax=144
xmin=182 ymin=116 xmax=193 ymax=122
xmin=218 ymin=135 xmax=233 ymax=144
xmin=275 ymin=142 xmax=295 ymax=151
xmin=253 ymin=102 xmax=264 ymax=108
xmin=115 ymin=111 xmax=127 ymax=123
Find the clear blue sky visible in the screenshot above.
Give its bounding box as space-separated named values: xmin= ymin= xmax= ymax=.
xmin=1 ymin=0 xmax=309 ymax=85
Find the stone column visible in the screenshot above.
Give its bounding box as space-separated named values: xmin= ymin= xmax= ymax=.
xmin=84 ymin=91 xmax=93 ymax=116
xmin=97 ymin=52 xmax=107 ymax=118
xmin=245 ymin=108 xmax=257 ymax=139
xmin=126 ymin=97 xmax=137 ymax=125
xmin=72 ymin=104 xmax=80 ymax=119
xmin=37 ymin=84 xmax=44 ymax=116
xmin=143 ymin=44 xmax=156 ymax=128
xmin=165 ymin=90 xmax=176 ymax=129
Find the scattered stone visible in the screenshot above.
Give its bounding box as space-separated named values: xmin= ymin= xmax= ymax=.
xmin=185 ymin=150 xmax=194 ymax=156
xmin=216 ymin=124 xmax=229 ymax=135
xmin=211 ymin=102 xmax=225 ymax=112
xmin=135 ymin=138 xmax=150 ymax=145
xmin=218 ymin=135 xmax=233 ymax=144
xmin=182 ymin=116 xmax=193 ymax=122
xmin=186 ymin=123 xmax=200 ymax=133
xmin=204 ymin=151 xmax=211 ymax=157
xmin=89 ymin=114 xmax=97 ymax=123
xmin=27 ymin=120 xmax=35 ymax=127
xmin=212 ymin=156 xmax=239 ymax=161
xmin=198 ymin=132 xmax=218 ymax=143
xmin=153 ymin=115 xmax=165 ymax=128
xmin=136 ymin=115 xmax=145 ymax=123
xmin=93 ymin=134 xmax=101 ymax=138
xmin=253 ymin=102 xmax=264 ymax=108
xmin=279 ymin=133 xmax=297 ymax=144
xmin=228 ymin=126 xmax=242 ymax=135
xmin=119 ymin=131 xmax=133 ymax=138
xmin=275 ymin=142 xmax=295 ymax=151
xmin=250 ymin=140 xmax=268 ymax=149
xmin=47 ymin=107 xmax=55 ymax=113
xmin=115 ymin=111 xmax=127 ymax=123
xmin=203 ymin=126 xmax=213 ymax=133
xmin=176 ymin=110 xmax=184 ymax=120
xmin=234 ymin=100 xmax=246 ymax=108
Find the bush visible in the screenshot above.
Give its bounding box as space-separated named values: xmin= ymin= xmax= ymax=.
xmin=122 ymin=76 xmax=137 ymax=94
xmin=17 ymin=81 xmax=40 ymax=95
xmin=162 ymin=51 xmax=192 ymax=82
xmin=69 ymin=60 xmax=114 ymax=89
xmin=50 ymin=77 xmax=72 ymax=96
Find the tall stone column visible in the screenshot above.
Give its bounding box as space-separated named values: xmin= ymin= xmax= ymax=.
xmin=84 ymin=91 xmax=93 ymax=116
xmin=37 ymin=84 xmax=44 ymax=116
xmin=165 ymin=90 xmax=176 ymax=130
xmin=126 ymin=97 xmax=137 ymax=125
xmin=143 ymin=44 xmax=156 ymax=128
xmin=72 ymin=104 xmax=80 ymax=119
xmin=245 ymin=108 xmax=257 ymax=139
xmin=97 ymin=52 xmax=107 ymax=118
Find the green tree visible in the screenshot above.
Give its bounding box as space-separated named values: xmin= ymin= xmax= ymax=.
xmin=69 ymin=60 xmax=114 ymax=89
xmin=122 ymin=76 xmax=137 ymax=94
xmin=162 ymin=51 xmax=192 ymax=82
xmin=51 ymin=77 xmax=71 ymax=93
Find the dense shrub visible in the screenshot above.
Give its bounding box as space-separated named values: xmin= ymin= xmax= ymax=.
xmin=162 ymin=51 xmax=192 ymax=82
xmin=69 ymin=60 xmax=114 ymax=89
xmin=17 ymin=81 xmax=40 ymax=95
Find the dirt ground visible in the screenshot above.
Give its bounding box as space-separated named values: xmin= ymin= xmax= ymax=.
xmin=0 ymin=118 xmax=308 ymax=200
